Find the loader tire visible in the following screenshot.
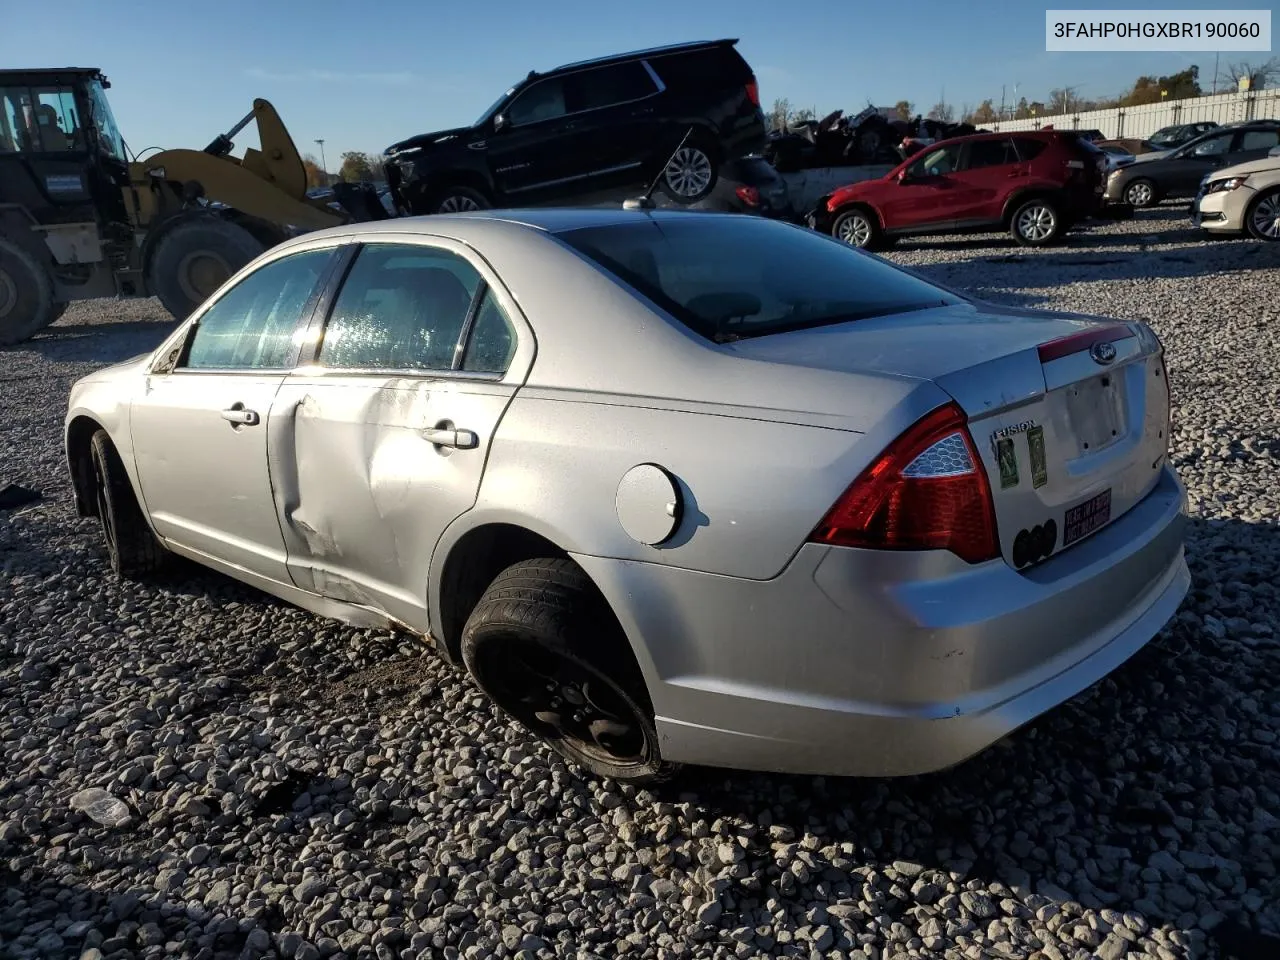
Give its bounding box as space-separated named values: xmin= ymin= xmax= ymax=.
xmin=0 ymin=237 xmax=57 ymax=347
xmin=148 ymin=218 xmax=264 ymax=320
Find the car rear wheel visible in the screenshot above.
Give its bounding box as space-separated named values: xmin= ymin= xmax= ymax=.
xmin=662 ymin=143 xmax=718 ymax=204
xmin=461 ymin=558 xmax=677 ymax=784
xmin=431 ymin=186 xmax=491 ymax=215
xmin=1124 ymin=179 xmax=1157 ymax=208
xmin=1010 ymin=198 xmax=1062 ymax=246
xmin=89 ymin=430 xmax=168 ymax=580
xmin=832 ymin=207 xmax=885 ymax=250
xmin=1245 ymin=188 xmax=1280 ymax=241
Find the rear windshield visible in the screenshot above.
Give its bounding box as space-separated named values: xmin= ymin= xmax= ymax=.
xmin=557 ymin=218 xmax=960 ymax=343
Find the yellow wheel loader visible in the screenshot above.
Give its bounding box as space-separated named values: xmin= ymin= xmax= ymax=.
xmin=0 ymin=68 xmax=377 ymax=346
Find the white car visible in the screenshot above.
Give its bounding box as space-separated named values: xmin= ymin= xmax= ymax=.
xmin=1193 ymin=145 xmax=1280 ymax=241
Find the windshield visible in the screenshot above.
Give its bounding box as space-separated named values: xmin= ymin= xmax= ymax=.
xmin=87 ymin=80 xmax=126 ymax=162
xmin=473 ymin=86 xmax=516 ymax=127
xmin=557 ymin=217 xmax=961 ymax=344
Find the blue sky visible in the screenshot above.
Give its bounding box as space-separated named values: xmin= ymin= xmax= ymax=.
xmin=9 ymin=0 xmax=1271 ymax=170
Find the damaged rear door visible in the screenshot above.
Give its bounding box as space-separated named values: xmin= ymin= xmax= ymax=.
xmin=267 ymin=238 xmax=531 ymax=629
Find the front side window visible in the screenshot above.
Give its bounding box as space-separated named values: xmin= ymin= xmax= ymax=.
xmin=558 ymin=218 xmax=959 ymax=344
xmin=909 ymin=144 xmax=962 ymax=177
xmin=507 ymin=78 xmax=567 ymax=127
xmin=318 ymin=244 xmax=481 ymax=371
xmin=1185 ymin=134 xmax=1231 ymax=157
xmin=182 ymin=249 xmax=332 ymax=370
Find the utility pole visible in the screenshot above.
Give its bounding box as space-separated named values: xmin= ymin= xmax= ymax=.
xmin=314 ymin=139 xmax=328 ymax=183
xmin=1212 ymin=51 xmax=1220 ymax=95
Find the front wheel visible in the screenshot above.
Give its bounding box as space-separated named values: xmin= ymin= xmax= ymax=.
xmin=89 ymin=430 xmax=168 ymax=580
xmin=461 ymin=558 xmax=677 ymax=784
xmin=1124 ymin=179 xmax=1157 ymax=208
xmin=148 ymin=218 xmax=265 ymax=320
xmin=1246 ymin=188 xmax=1280 ymax=241
xmin=831 ymin=207 xmax=886 ymax=250
xmin=1010 ymin=198 xmax=1062 ymax=246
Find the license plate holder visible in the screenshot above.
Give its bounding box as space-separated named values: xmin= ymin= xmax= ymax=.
xmin=1063 ymin=489 xmax=1112 ymax=546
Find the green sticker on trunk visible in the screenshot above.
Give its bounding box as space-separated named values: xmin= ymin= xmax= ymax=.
xmin=1027 ymin=425 xmax=1048 ymax=488
xmin=996 ymin=436 xmax=1019 ymax=488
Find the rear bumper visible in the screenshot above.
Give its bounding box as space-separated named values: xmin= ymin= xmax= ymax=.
xmin=576 ymin=464 xmax=1188 ymax=777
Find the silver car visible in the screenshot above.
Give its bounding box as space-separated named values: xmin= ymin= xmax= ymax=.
xmin=65 ymin=211 xmax=1189 ymax=784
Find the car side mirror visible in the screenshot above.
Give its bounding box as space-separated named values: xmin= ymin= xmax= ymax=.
xmin=493 ymin=113 xmax=508 ymax=133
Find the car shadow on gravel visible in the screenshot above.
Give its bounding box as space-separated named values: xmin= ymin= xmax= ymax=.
xmin=650 ymin=513 xmax=1279 ymax=957
xmin=4 ymin=319 xmax=181 ymax=366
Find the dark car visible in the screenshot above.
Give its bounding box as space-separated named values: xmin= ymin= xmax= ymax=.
xmin=384 ymin=40 xmax=767 ymax=215
xmin=1144 ymin=121 xmax=1219 ymax=151
xmin=1104 ymin=122 xmax=1280 ymax=207
xmin=808 ymin=130 xmax=1107 ymax=249
xmin=651 ymin=155 xmax=790 ymax=217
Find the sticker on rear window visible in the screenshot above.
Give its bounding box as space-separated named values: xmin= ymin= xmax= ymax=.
xmin=1027 ymin=426 xmax=1048 ymax=489
xmin=996 ymin=437 xmax=1019 ymax=489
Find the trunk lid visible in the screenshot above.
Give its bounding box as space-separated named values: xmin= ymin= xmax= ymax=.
xmin=724 ymin=302 xmax=1172 ymax=570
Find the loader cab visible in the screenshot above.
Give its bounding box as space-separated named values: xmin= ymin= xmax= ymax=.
xmin=0 ymin=68 xmax=130 ymax=230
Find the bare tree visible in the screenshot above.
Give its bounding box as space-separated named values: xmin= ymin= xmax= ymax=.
xmin=926 ymin=101 xmax=954 ymax=122
xmin=1048 ymin=86 xmax=1082 ymax=114
xmin=1218 ymin=57 xmax=1280 ymax=91
xmin=768 ymin=98 xmax=792 ymax=132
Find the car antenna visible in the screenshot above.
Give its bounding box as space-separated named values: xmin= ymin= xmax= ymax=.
xmin=624 ymin=127 xmax=694 ymax=211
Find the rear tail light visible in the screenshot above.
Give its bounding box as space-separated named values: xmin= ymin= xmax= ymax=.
xmin=745 ymin=80 xmax=760 ymax=107
xmin=735 ymin=185 xmax=761 ymax=206
xmin=809 ymin=403 xmax=999 ymax=563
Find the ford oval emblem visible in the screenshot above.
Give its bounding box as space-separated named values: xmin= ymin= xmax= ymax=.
xmin=1089 ymin=340 xmax=1117 ymax=365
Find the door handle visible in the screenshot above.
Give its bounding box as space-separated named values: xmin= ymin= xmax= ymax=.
xmin=422 ymin=427 xmax=478 ymax=449
xmin=221 ymin=407 xmax=260 ymax=426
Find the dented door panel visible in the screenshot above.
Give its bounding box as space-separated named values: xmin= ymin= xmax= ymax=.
xmin=266 ymin=374 xmax=518 ymax=629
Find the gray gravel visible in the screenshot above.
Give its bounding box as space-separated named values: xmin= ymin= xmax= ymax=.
xmin=2 ymin=205 xmax=1278 ymax=960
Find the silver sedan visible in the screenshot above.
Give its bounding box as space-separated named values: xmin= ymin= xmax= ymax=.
xmin=65 ymin=210 xmax=1189 ymax=783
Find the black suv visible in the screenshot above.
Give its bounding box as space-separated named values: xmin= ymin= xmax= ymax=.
xmin=385 ymin=40 xmax=767 ymax=215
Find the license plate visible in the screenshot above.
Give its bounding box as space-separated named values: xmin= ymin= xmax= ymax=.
xmin=1063 ymin=489 xmax=1112 ymax=546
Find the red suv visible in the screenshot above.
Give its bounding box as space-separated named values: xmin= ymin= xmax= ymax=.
xmin=808 ymin=131 xmax=1107 ymax=249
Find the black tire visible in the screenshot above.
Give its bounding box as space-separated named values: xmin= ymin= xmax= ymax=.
xmin=1124 ymin=178 xmax=1158 ymax=208
xmin=148 ymin=218 xmax=264 ymax=321
xmin=0 ymin=237 xmax=57 ymax=347
xmin=89 ymin=430 xmax=167 ymax=580
xmin=831 ymin=207 xmax=885 ymax=250
xmin=1009 ymin=197 xmax=1063 ymax=246
xmin=660 ymin=139 xmax=719 ymax=205
xmin=1245 ymin=187 xmax=1280 ymax=242
xmin=461 ymin=558 xmax=677 ymax=784
xmin=430 ymin=185 xmax=491 ymax=215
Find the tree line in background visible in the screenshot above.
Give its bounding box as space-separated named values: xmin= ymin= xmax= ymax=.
xmin=301 ymin=151 xmax=388 ymax=188
xmin=768 ymin=57 xmax=1279 ymax=132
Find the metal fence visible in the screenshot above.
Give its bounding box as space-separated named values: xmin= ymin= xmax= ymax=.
xmin=987 ymin=89 xmax=1280 ymax=140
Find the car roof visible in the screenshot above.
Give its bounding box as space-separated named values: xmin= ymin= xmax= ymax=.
xmin=537 ymin=39 xmax=737 ymax=77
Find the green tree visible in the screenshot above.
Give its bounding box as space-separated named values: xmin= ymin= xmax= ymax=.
xmin=968 ymin=99 xmax=998 ymax=124
xmin=302 ymin=154 xmax=327 ymax=189
xmin=339 ymin=151 xmax=374 ymax=182
xmin=1013 ymin=96 xmax=1030 ymax=119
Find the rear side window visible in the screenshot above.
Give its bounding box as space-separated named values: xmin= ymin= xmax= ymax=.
xmin=964 ymin=138 xmax=1019 ymax=169
xmin=1240 ymin=129 xmax=1280 ymax=151
xmin=571 ymin=62 xmax=657 ymax=111
xmin=183 ymin=249 xmax=331 ymax=370
xmin=558 ymin=218 xmax=959 ymax=344
xmin=318 ymin=244 xmax=481 ymax=371
xmin=1012 ymin=137 xmax=1048 ymax=161
xmin=647 ymin=46 xmax=751 ymax=91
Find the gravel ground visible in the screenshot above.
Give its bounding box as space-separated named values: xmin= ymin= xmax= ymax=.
xmin=2 ymin=207 xmax=1278 ymax=960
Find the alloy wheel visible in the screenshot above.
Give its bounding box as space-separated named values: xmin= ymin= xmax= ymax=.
xmin=1016 ymin=204 xmax=1057 ymax=243
xmin=1126 ymin=181 xmax=1154 ymax=206
xmin=438 ymin=194 xmax=482 ymax=213
xmin=837 ymin=214 xmax=873 ymax=247
xmin=664 ymin=147 xmax=713 ymax=198
xmin=1251 ymin=194 xmax=1280 ymax=240
xmin=474 ymin=636 xmax=648 ymax=766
